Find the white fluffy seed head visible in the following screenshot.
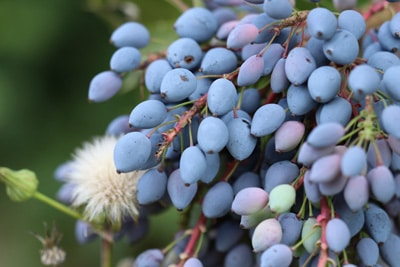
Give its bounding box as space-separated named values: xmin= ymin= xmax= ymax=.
xmin=66 ymin=135 xmax=145 ymax=226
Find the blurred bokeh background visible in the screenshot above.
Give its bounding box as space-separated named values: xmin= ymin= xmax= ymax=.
xmin=0 ymin=0 xmax=182 ymax=266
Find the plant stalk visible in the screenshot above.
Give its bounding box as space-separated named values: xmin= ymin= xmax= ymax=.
xmin=101 ymin=225 xmax=113 ymax=267
xmin=33 ymin=191 xmax=82 ymax=220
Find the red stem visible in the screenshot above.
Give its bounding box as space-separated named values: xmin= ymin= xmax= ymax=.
xmin=156 ymin=94 xmax=208 ymax=158
xmin=264 ymin=91 xmax=278 ymax=104
xmin=178 ymin=213 xmax=207 ymax=266
xmin=221 ymin=160 xmax=240 ymax=182
xmin=363 ymin=1 xmax=389 ymax=21
xmin=292 ymin=174 xmax=304 ymax=191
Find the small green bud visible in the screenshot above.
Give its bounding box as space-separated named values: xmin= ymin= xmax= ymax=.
xmin=0 ymin=167 xmax=38 ymax=202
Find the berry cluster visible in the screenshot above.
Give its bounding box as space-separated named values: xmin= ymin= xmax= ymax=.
xmin=56 ymin=0 xmax=400 ymax=266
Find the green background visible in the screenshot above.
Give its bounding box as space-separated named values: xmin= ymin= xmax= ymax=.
xmin=0 ymin=0 xmax=370 ymax=266
xmin=0 ymin=1 xmax=182 ymax=266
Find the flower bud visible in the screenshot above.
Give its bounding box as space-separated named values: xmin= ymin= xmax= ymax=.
xmin=0 ymin=167 xmax=38 ymax=202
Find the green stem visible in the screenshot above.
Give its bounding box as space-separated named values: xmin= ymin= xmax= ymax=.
xmin=308 ymin=200 xmax=314 ymax=218
xmin=374 ymin=91 xmax=391 ymax=107
xmin=33 ymin=190 xmax=114 ymax=243
xmin=236 ymin=87 xmax=245 ymax=110
xmin=338 ymin=126 xmax=362 ymax=144
xmin=296 ymin=192 xmax=308 ymax=219
xmin=221 ymin=160 xmax=240 ymax=182
xmin=291 ymin=226 xmax=320 ymax=251
xmin=33 ymin=191 xmax=82 ymax=220
xmin=372 ymin=140 xmax=384 ymax=166
xmin=145 ymin=119 xmax=177 ymax=138
xmin=342 ymin=249 xmax=349 ymax=264
xmin=192 ymin=0 xmax=204 ymax=7
xmin=301 ymin=245 xmax=320 ymax=267
xmin=326 ymin=197 xmax=335 ymax=219
xmin=167 ymin=99 xmax=196 ymax=111
xmin=194 ymin=231 xmax=204 ymax=256
xmin=101 ymin=226 xmax=113 ymax=267
xmin=162 ymin=229 xmax=192 ymax=254
xmin=257 ymin=32 xmax=279 ymax=56
xmin=165 ymin=0 xmax=188 ymax=12
xmin=344 ymin=113 xmax=362 ymax=133
xmin=188 ymin=122 xmax=194 ymax=147
xmin=196 ymin=74 xmax=223 ymax=80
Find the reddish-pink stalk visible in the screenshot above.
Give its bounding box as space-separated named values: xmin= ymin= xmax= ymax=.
xmin=264 ymin=91 xmax=278 ymax=104
xmin=363 ymin=1 xmax=389 ymax=21
xmin=177 ymin=213 xmax=207 ymax=267
xmin=221 ymin=160 xmax=240 ymax=182
xmin=293 ymin=174 xmax=304 ymax=191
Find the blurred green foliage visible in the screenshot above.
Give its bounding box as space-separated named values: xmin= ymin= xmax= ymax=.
xmin=0 ymin=0 xmax=182 ymax=266
xmin=0 ymin=0 xmax=373 ymax=266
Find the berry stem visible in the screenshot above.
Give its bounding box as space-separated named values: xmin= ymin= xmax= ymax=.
xmin=264 ymin=91 xmax=278 ymax=104
xmin=296 ymin=192 xmax=308 ymax=219
xmin=257 ymin=32 xmax=279 ymax=57
xmin=291 ymin=223 xmax=320 ymax=251
xmin=342 ymin=248 xmax=350 ymax=265
xmin=157 ymin=94 xmax=208 ymax=158
xmin=221 ymin=160 xmax=240 ymax=182
xmin=371 ymin=140 xmax=384 ymax=166
xmin=162 ymin=229 xmax=192 ymax=254
xmin=274 ymin=10 xmax=309 ymax=33
xmin=178 ymin=213 xmax=207 ymax=266
xmin=167 ymin=99 xmax=197 ymax=111
xmin=292 ymin=172 xmax=304 ymax=191
xmin=236 ymin=87 xmax=245 ymax=109
xmin=138 ymin=52 xmax=166 ymax=70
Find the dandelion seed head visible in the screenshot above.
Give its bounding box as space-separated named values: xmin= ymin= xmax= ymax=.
xmin=66 ymin=135 xmax=145 ymax=225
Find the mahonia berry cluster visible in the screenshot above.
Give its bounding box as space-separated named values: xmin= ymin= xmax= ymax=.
xmin=54 ymin=0 xmax=400 ymax=266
